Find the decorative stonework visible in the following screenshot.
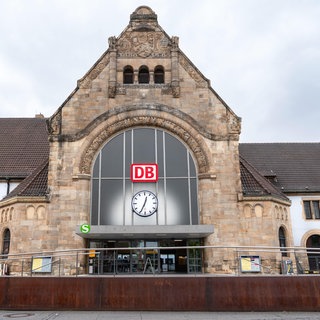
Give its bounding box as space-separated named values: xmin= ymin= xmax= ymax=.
xmin=1 ymin=207 xmax=14 ymax=223
xmin=47 ymin=110 xmax=62 ymax=135
xmin=108 ymin=85 xmax=116 ymax=98
xmin=227 ymin=110 xmax=241 ymax=134
xmin=117 ymin=31 xmax=171 ymax=58
xmin=77 ymin=55 xmax=110 ymax=89
xmin=179 ymin=54 xmax=207 ymax=88
xmin=79 ymin=114 xmax=209 ymax=175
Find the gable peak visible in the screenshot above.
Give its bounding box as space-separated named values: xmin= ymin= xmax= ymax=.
xmin=129 ymin=6 xmax=158 ymax=31
xmin=130 ymin=6 xmax=157 ymax=21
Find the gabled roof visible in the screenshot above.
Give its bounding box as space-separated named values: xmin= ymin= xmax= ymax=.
xmin=0 ymin=118 xmax=49 ymax=178
xmin=4 ymin=160 xmax=48 ymax=200
xmin=240 ymin=143 xmax=320 ymax=193
xmin=240 ymin=156 xmax=290 ymax=202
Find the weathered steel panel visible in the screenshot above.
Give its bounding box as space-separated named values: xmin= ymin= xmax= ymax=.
xmin=0 ymin=276 xmax=320 ymax=311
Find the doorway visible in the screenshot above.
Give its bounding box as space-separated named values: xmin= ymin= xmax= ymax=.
xmin=88 ymin=238 xmax=201 ymax=275
xmin=307 ymin=235 xmax=320 ymax=271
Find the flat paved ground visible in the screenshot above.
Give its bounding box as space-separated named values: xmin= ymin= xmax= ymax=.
xmin=1 ymin=311 xmax=320 ymax=320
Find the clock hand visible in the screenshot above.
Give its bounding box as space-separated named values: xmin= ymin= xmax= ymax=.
xmin=139 ymin=197 xmax=148 ymax=213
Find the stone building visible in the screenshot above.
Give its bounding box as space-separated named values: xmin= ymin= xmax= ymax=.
xmin=0 ymin=6 xmax=296 ymax=275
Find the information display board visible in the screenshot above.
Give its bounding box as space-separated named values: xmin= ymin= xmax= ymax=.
xmin=240 ymin=255 xmax=261 ymax=273
xmin=32 ymin=256 xmax=52 ymax=273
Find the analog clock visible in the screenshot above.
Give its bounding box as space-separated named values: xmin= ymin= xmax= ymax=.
xmin=132 ymin=190 xmax=158 ymax=217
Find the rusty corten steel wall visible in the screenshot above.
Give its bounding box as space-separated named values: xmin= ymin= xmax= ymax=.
xmin=0 ymin=276 xmax=320 ymax=311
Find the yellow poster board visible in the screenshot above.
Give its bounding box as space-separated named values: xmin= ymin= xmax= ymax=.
xmin=240 ymin=256 xmax=261 ymax=273
xmin=32 ymin=256 xmax=52 ymax=273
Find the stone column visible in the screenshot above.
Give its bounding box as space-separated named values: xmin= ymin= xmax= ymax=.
xmin=171 ymin=36 xmax=180 ymax=97
xmin=108 ymin=36 xmax=117 ymax=98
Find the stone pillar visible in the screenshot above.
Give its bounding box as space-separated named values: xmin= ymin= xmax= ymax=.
xmin=108 ymin=36 xmax=117 ymax=98
xmin=171 ymin=36 xmax=180 ymax=97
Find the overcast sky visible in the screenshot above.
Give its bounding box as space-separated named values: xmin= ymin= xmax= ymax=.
xmin=0 ymin=0 xmax=319 ymax=142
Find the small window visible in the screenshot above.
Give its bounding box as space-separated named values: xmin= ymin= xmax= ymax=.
xmin=313 ymin=201 xmax=320 ymax=219
xmin=123 ymin=66 xmax=134 ymax=84
xmin=2 ymin=228 xmax=10 ymax=258
xmin=138 ymin=66 xmax=149 ymax=84
xmin=279 ymin=227 xmax=287 ymax=257
xmin=303 ymin=200 xmax=320 ymax=220
xmin=154 ymin=66 xmax=164 ymax=84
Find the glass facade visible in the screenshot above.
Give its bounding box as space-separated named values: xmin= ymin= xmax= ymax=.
xmin=88 ymin=239 xmax=202 ymax=274
xmin=91 ymin=128 xmax=199 ymax=226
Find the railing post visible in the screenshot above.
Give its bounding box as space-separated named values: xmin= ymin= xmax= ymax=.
xmin=76 ymin=252 xmax=79 ymax=277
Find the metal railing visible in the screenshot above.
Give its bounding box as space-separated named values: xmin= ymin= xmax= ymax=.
xmin=0 ymin=245 xmax=319 ymax=277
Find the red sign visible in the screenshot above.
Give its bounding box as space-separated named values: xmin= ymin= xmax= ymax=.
xmin=130 ymin=164 xmax=158 ymax=182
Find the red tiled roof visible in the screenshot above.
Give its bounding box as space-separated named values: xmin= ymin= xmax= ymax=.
xmin=0 ymin=118 xmax=49 ymax=178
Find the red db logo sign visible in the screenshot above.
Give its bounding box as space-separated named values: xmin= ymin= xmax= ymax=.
xmin=131 ymin=164 xmax=158 ymax=182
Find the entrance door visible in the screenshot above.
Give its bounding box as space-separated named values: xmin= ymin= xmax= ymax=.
xmin=160 ymin=251 xmax=176 ymax=272
xmin=88 ymin=238 xmax=201 ymax=274
xmin=159 ymin=240 xmax=187 ymax=273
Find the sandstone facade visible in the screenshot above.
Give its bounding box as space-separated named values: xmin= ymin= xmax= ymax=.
xmin=0 ymin=6 xmax=293 ymax=275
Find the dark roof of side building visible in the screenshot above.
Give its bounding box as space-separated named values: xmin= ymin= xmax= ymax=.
xmin=239 ymin=143 xmax=320 ymax=193
xmin=0 ymin=118 xmax=49 ymax=178
xmin=240 ymin=156 xmax=289 ymax=202
xmin=4 ymin=160 xmax=49 ymax=199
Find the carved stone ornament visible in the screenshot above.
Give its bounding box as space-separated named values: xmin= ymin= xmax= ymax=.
xmin=108 ymin=36 xmax=117 ymax=50
xmin=78 ymin=55 xmax=110 ymax=89
xmin=79 ymin=114 xmax=209 ymax=175
xmin=227 ymin=111 xmax=241 ymax=134
xmin=179 ymin=54 xmax=207 ymax=88
xmin=117 ymin=31 xmax=171 ymax=58
xmin=108 ymin=85 xmax=116 ymax=98
xmin=47 ymin=110 xmax=62 ymax=135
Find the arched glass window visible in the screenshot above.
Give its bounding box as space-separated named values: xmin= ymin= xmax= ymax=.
xmin=278 ymin=227 xmax=287 ymax=257
xmin=2 ymin=228 xmax=10 ymax=258
xmin=154 ymin=66 xmax=164 ymax=84
xmin=91 ymin=128 xmax=198 ymax=226
xmin=307 ymin=235 xmax=320 ymax=271
xmin=138 ymin=66 xmax=149 ymax=84
xmin=123 ymin=66 xmax=134 ymax=84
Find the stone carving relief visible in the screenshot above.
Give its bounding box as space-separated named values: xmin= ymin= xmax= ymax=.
xmin=226 ymin=111 xmax=241 ymax=134
xmin=108 ymin=36 xmax=117 ymax=50
xmin=77 ymin=55 xmax=110 ymax=89
xmin=117 ymin=31 xmax=171 ymax=58
xmin=47 ymin=110 xmax=62 ymax=135
xmin=179 ymin=54 xmax=207 ymax=88
xmin=108 ymin=85 xmax=116 ymax=98
xmin=80 ymin=115 xmax=209 ymax=175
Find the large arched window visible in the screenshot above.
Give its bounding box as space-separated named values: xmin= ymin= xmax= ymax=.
xmin=306 ymin=235 xmax=320 ymax=271
xmin=138 ymin=66 xmax=149 ymax=84
xmin=123 ymin=66 xmax=134 ymax=84
xmin=91 ymin=128 xmax=198 ymax=226
xmin=154 ymin=66 xmax=164 ymax=84
xmin=2 ymin=228 xmax=10 ymax=258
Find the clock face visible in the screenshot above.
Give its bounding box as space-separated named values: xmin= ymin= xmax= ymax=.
xmin=132 ymin=190 xmax=158 ymax=217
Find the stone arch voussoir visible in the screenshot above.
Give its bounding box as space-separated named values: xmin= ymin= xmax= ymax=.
xmin=79 ymin=110 xmax=210 ymax=175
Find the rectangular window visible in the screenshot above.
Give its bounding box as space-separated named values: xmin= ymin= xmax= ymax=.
xmin=303 ymin=200 xmax=320 ymax=220
xmin=313 ymin=201 xmax=320 ymax=219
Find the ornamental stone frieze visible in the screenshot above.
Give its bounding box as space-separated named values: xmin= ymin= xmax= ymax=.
xmin=117 ymin=31 xmax=171 ymax=58
xmin=77 ymin=55 xmax=110 ymax=89
xmin=79 ymin=113 xmax=210 ymax=176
